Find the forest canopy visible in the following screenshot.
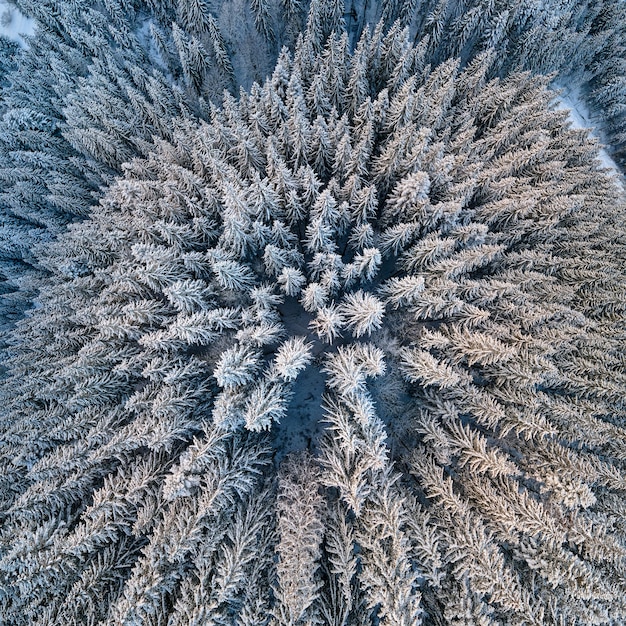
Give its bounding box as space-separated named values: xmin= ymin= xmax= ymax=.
xmin=0 ymin=1 xmax=625 ymax=625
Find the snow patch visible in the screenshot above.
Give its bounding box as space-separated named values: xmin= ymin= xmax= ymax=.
xmin=0 ymin=1 xmax=34 ymax=46
xmin=272 ymin=359 xmax=327 ymax=461
xmin=271 ymin=296 xmax=328 ymax=461
xmin=553 ymin=84 xmax=624 ymax=192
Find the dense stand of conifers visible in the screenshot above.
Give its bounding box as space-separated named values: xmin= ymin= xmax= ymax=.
xmin=0 ymin=1 xmax=626 ymax=625
xmin=0 ymin=0 xmax=625 ymax=323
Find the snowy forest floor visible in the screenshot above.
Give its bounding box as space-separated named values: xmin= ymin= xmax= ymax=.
xmin=0 ymin=1 xmax=34 ymax=44
xmin=554 ymin=84 xmax=625 ymax=192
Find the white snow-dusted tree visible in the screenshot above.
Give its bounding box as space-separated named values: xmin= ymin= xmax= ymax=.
xmin=271 ymin=452 xmax=325 ymax=625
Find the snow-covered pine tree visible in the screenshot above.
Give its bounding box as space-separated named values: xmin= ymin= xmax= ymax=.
xmin=271 ymin=452 xmax=325 ymax=625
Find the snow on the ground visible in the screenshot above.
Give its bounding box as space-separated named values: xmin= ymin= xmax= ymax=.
xmin=271 ymin=297 xmax=329 ymax=461
xmin=553 ymin=84 xmax=624 ymax=192
xmin=272 ymin=358 xmax=327 ymax=461
xmin=0 ymin=1 xmax=35 ymax=46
